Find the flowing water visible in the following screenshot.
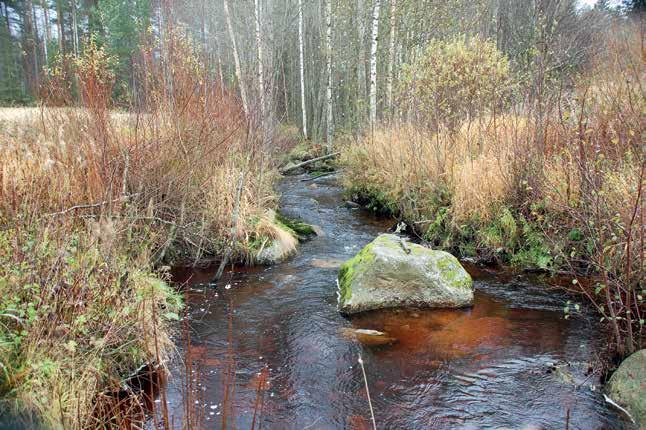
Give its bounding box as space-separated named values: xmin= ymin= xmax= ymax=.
xmin=161 ymin=175 xmax=632 ymax=429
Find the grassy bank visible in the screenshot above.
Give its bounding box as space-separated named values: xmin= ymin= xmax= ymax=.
xmin=0 ymin=34 xmax=292 ymax=428
xmin=342 ymin=30 xmax=644 ymax=358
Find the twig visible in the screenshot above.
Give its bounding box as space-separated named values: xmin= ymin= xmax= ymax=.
xmin=603 ymin=394 xmax=635 ymax=424
xmin=358 ymin=355 xmax=377 ymax=430
xmin=45 ymin=193 xmax=139 ymax=217
xmin=303 ymin=417 xmax=322 ymax=429
xmin=280 ymin=151 xmax=340 ymax=174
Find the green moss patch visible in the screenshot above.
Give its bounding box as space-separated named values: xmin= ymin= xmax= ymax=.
xmin=338 ymin=242 xmax=377 ymax=304
xmin=276 ymin=212 xmax=317 ymax=241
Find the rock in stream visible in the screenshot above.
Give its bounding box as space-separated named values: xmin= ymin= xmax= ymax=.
xmin=607 ymin=349 xmax=646 ymax=427
xmin=337 ymin=234 xmax=474 ymax=314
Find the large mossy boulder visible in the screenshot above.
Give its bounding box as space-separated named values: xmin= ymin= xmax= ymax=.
xmin=337 ymin=234 xmax=473 ymax=314
xmin=607 ymin=349 xmax=646 ymax=427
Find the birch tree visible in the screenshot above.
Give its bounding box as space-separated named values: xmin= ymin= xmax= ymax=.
xmin=386 ymin=0 xmax=397 ymax=115
xmin=223 ymin=0 xmax=249 ymax=117
xmin=298 ymin=0 xmax=307 ymax=139
xmin=357 ymin=0 xmax=366 ymax=116
xmin=254 ymin=0 xmax=266 ymax=134
xmin=41 ymin=0 xmax=51 ymax=63
xmin=369 ymin=0 xmax=381 ymax=128
xmin=325 ymin=0 xmax=333 ymax=152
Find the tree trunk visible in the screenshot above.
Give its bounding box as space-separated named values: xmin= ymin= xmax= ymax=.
xmin=254 ymin=0 xmax=266 ymax=137
xmin=298 ymin=0 xmax=308 ymax=139
xmin=357 ymin=0 xmax=366 ymax=115
xmin=369 ymin=0 xmax=381 ymax=128
xmin=223 ymin=0 xmax=249 ymax=117
xmin=71 ymin=0 xmax=79 ymax=56
xmin=55 ymin=0 xmax=65 ymax=54
xmin=30 ymin=0 xmax=40 ymax=86
xmin=386 ymin=0 xmax=397 ymax=116
xmin=22 ymin=0 xmax=37 ymax=95
xmin=41 ymin=0 xmax=51 ymax=63
xmin=325 ymin=0 xmax=333 ymax=152
xmin=212 ymin=21 xmax=225 ymax=95
xmin=201 ymin=0 xmax=207 ymax=53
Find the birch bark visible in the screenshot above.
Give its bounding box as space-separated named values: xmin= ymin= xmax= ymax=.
xmin=224 ymin=0 xmax=249 ymax=117
xmin=325 ymin=0 xmax=333 ymax=152
xmin=369 ymin=0 xmax=382 ymax=128
xmin=254 ymin=0 xmax=266 ymax=133
xmin=298 ymin=0 xmax=307 ymax=138
xmin=386 ymin=0 xmax=397 ymax=116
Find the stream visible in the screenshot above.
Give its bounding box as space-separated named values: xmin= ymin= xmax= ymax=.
xmin=160 ymin=174 xmax=632 ymax=429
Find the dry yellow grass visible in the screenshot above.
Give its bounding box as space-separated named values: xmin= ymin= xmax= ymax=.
xmin=342 ymin=115 xmax=531 ymax=225
xmin=0 ymin=33 xmax=290 ymax=428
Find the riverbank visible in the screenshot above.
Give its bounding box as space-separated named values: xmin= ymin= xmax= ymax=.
xmin=340 ymin=30 xmax=644 ymax=361
xmin=0 ymin=38 xmax=291 ymax=428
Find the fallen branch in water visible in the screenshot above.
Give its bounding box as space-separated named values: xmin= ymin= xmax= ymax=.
xmin=603 ymin=394 xmax=635 ymax=424
xmin=280 ymin=152 xmax=340 ymax=174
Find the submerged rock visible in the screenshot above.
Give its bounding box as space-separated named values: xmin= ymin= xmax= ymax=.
xmin=337 ymin=234 xmax=473 ymax=314
xmin=310 ymin=258 xmax=343 ymax=269
xmin=607 ymin=349 xmax=646 ymax=427
xmin=340 ymin=328 xmax=397 ymax=346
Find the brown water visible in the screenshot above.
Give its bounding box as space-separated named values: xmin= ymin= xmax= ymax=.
xmin=160 ymin=175 xmax=632 ymax=429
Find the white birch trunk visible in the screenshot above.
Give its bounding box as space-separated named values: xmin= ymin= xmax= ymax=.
xmin=325 ymin=0 xmax=333 ymax=152
xmin=386 ymin=0 xmax=397 ymax=115
xmin=41 ymin=0 xmax=50 ymax=63
xmin=369 ymin=0 xmax=381 ymax=128
xmin=254 ymin=0 xmax=266 ymax=135
xmin=224 ymin=0 xmax=249 ymax=117
xmin=357 ymin=0 xmax=366 ymax=105
xmin=298 ymin=0 xmax=308 ymax=139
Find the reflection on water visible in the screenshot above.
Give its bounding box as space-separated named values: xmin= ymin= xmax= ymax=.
xmin=159 ymin=175 xmax=632 ymax=429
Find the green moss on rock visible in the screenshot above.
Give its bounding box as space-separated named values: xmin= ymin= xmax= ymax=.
xmin=337 ymin=234 xmax=473 ymax=314
xmin=338 ymin=242 xmax=377 ymax=303
xmin=607 ymin=349 xmax=646 ymax=426
xmin=276 ymin=212 xmax=317 ymax=240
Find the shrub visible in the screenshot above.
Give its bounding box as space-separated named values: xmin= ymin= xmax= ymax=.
xmin=398 ymin=36 xmax=511 ymax=129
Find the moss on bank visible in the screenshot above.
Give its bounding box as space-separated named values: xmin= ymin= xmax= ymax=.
xmin=344 ymin=183 xmax=578 ymax=272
